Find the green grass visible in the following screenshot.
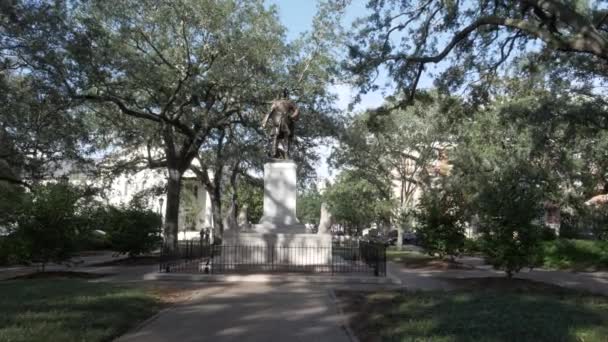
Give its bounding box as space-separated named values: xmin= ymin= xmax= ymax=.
xmin=543 ymin=239 xmax=608 ymax=271
xmin=386 ymin=247 xmax=472 ymax=269
xmin=0 ymin=278 xmax=163 ymax=342
xmin=337 ymin=279 xmax=608 ymax=342
xmin=387 ymin=248 xmax=435 ymax=263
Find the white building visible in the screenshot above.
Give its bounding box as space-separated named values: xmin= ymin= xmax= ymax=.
xmin=67 ymin=155 xmax=216 ymax=241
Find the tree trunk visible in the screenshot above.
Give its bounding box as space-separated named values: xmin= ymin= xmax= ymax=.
xmin=209 ymin=188 xmax=223 ymax=240
xmin=164 ymin=168 xmax=182 ymax=251
xmin=226 ymin=162 xmax=239 ymax=229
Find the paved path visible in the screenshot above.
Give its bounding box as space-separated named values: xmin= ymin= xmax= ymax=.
xmin=0 ymin=251 xmax=128 ymax=280
xmin=388 ymin=261 xmax=608 ymax=295
xmin=118 ymin=282 xmax=351 ymax=342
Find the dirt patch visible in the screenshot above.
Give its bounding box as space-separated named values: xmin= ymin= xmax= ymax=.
xmin=148 ymin=285 xmax=202 ymax=304
xmin=11 ymin=271 xmax=111 ymax=280
xmin=89 ymin=256 xmax=160 ymax=267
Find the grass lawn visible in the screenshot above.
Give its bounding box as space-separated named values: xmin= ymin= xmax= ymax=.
xmin=0 ymin=277 xmax=163 ymax=342
xmin=337 ymin=278 xmax=608 ymax=342
xmin=543 ymin=239 xmax=608 ymax=271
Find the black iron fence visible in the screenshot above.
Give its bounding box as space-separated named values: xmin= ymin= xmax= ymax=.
xmin=160 ymin=240 xmax=386 ymax=276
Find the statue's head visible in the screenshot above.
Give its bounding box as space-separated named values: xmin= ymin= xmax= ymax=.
xmin=282 ymin=88 xmax=289 ymax=99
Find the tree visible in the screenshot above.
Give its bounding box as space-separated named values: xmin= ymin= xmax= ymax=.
xmin=324 ymin=170 xmax=394 ymax=235
xmin=332 ymin=92 xmax=463 ymax=244
xmin=415 ymin=179 xmax=467 ymax=259
xmin=342 ymin=0 xmax=608 ymax=106
xmin=0 ymin=73 xmax=94 ymax=187
xmin=297 ymin=186 xmax=323 ymax=225
xmin=447 ymin=86 xmax=563 ymax=276
xmin=1 ymin=0 xmax=295 ymax=249
xmin=190 ymin=0 xmax=344 ymax=237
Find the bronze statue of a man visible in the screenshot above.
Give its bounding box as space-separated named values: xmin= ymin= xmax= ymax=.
xmin=261 ymin=89 xmax=300 ymax=159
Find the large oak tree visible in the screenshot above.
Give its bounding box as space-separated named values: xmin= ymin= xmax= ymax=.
xmin=341 ymin=0 xmax=608 ymax=105
xmin=1 ymin=0 xmax=292 ymax=249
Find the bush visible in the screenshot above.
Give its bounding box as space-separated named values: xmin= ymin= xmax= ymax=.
xmin=13 ymin=182 xmax=87 ymax=269
xmin=77 ymin=205 xmax=113 ymax=250
xmin=542 ymin=239 xmax=608 ymax=270
xmin=0 ymin=236 xmax=20 ymax=266
xmin=475 ymin=163 xmax=546 ymax=277
xmin=559 ymin=207 xmax=608 ymax=240
xmin=540 ymin=226 xmax=558 ymax=241
xmin=415 ymin=185 xmax=466 ymax=259
xmin=463 ymin=238 xmax=481 ymax=255
xmin=105 ymin=200 xmax=162 ymax=257
xmin=586 ymin=207 xmax=608 ymax=241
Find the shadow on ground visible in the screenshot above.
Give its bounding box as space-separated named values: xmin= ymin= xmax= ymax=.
xmin=337 ymin=278 xmax=608 ymax=342
xmin=118 ymin=282 xmax=350 ymax=342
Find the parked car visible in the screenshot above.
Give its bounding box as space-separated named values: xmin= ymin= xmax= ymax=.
xmin=403 ymin=231 xmax=419 ymax=245
xmin=386 ymin=230 xmax=399 ymax=246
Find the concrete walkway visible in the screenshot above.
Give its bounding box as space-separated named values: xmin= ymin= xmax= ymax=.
xmin=0 ymin=251 xmax=129 ymax=280
xmin=117 ymin=282 xmax=351 ymax=342
xmin=388 ymin=261 xmax=608 ymax=295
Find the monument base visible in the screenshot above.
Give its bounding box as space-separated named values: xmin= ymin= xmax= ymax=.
xmin=219 ymin=159 xmax=333 ymax=267
xmin=222 ymin=231 xmax=332 ymax=265
xmin=251 ymin=222 xmax=307 ymax=233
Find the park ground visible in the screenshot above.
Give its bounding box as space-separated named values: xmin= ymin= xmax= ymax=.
xmin=2 ymin=243 xmax=608 ymax=342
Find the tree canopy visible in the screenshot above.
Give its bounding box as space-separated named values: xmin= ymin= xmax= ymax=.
xmin=342 ymin=0 xmax=608 ymax=106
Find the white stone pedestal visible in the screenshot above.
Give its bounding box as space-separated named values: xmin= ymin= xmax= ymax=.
xmin=222 ymin=160 xmax=332 ymax=268
xmin=255 ymin=160 xmax=304 ymax=230
xmin=221 ymin=232 xmax=332 ymax=265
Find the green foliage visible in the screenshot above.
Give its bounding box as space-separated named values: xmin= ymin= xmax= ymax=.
xmin=332 ymin=92 xmax=460 ymax=214
xmin=104 ymin=199 xmax=162 ymax=257
xmin=415 ymin=183 xmax=467 ymax=259
xmin=344 ymin=0 xmax=608 ymax=107
xmin=0 ymin=182 xmax=26 ymax=231
xmin=463 ymin=238 xmax=482 ymax=255
xmin=324 ymin=171 xmax=394 ymax=234
xmin=473 ymin=162 xmax=547 ymax=277
xmin=585 ymin=208 xmax=608 ymax=241
xmin=2 ymin=0 xmax=341 ymax=246
xmin=0 ymin=74 xmax=94 ymax=185
xmin=543 ymin=239 xmax=608 ymax=271
xmin=12 ymin=183 xmax=89 ymax=268
xmin=297 ymin=186 xmax=322 ymax=224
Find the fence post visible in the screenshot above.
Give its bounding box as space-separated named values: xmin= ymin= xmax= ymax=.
xmin=374 ymin=244 xmax=380 ymax=277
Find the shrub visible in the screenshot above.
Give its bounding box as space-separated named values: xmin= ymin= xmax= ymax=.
xmin=415 ymin=185 xmax=466 ymax=259
xmin=0 ymin=235 xmax=24 ymax=266
xmin=586 ymin=207 xmax=608 ymax=241
xmin=540 ymin=226 xmax=558 ymax=241
xmin=77 ymin=205 xmax=113 ymax=250
xmin=475 ymin=163 xmax=546 ymax=277
xmin=105 ymin=200 xmax=162 ymax=257
xmin=542 ymin=239 xmax=608 ymax=270
xmin=13 ymin=182 xmax=87 ymax=270
xmin=463 ymin=238 xmax=481 ymax=255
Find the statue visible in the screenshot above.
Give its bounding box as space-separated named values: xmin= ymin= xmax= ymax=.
xmin=261 ymin=89 xmax=300 ymax=159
